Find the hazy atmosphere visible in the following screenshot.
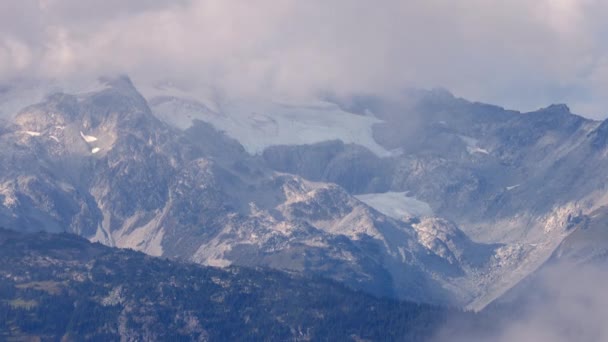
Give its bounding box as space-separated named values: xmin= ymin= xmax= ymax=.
xmin=3 ymin=0 xmax=608 ymax=117
xmin=1 ymin=1 xmax=608 ymax=341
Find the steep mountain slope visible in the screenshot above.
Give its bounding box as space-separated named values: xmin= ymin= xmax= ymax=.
xmin=0 ymin=228 xmax=456 ymax=341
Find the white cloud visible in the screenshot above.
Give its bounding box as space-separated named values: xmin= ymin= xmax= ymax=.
xmin=0 ymin=36 xmax=32 ymax=73
xmin=2 ymin=0 xmax=608 ymax=117
xmin=436 ymin=263 xmax=608 ymax=342
xmin=495 ymin=263 xmax=608 ymax=342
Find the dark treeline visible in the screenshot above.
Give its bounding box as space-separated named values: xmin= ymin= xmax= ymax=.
xmin=0 ymin=228 xmax=469 ymax=341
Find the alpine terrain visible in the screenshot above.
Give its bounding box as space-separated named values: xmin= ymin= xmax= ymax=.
xmin=0 ymin=76 xmax=606 ymax=314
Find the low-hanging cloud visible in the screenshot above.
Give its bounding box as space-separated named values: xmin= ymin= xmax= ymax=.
xmin=436 ymin=262 xmax=608 ymax=342
xmin=2 ymin=0 xmax=608 ymax=117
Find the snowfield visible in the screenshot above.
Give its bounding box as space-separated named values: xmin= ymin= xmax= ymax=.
xmin=144 ymin=88 xmax=394 ymax=157
xmin=355 ymin=192 xmax=434 ymax=219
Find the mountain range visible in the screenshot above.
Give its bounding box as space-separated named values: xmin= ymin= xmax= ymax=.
xmin=0 ymin=76 xmax=606 ymax=312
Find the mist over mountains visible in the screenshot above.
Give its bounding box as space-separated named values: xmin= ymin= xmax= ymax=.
xmin=4 ymin=1 xmax=608 ymax=340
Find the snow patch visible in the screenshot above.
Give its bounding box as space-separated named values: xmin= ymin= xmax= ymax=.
xmin=355 ymin=192 xmax=433 ymax=219
xmin=468 ymin=146 xmax=490 ymax=155
xmin=21 ymin=131 xmax=42 ymax=137
xmin=458 ymin=135 xmax=490 ymax=155
xmin=91 ymin=147 xmax=101 ymax=154
xmin=80 ymin=131 xmax=98 ymax=143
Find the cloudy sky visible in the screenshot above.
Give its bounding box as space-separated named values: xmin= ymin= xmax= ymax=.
xmin=2 ymin=0 xmax=608 ymax=118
